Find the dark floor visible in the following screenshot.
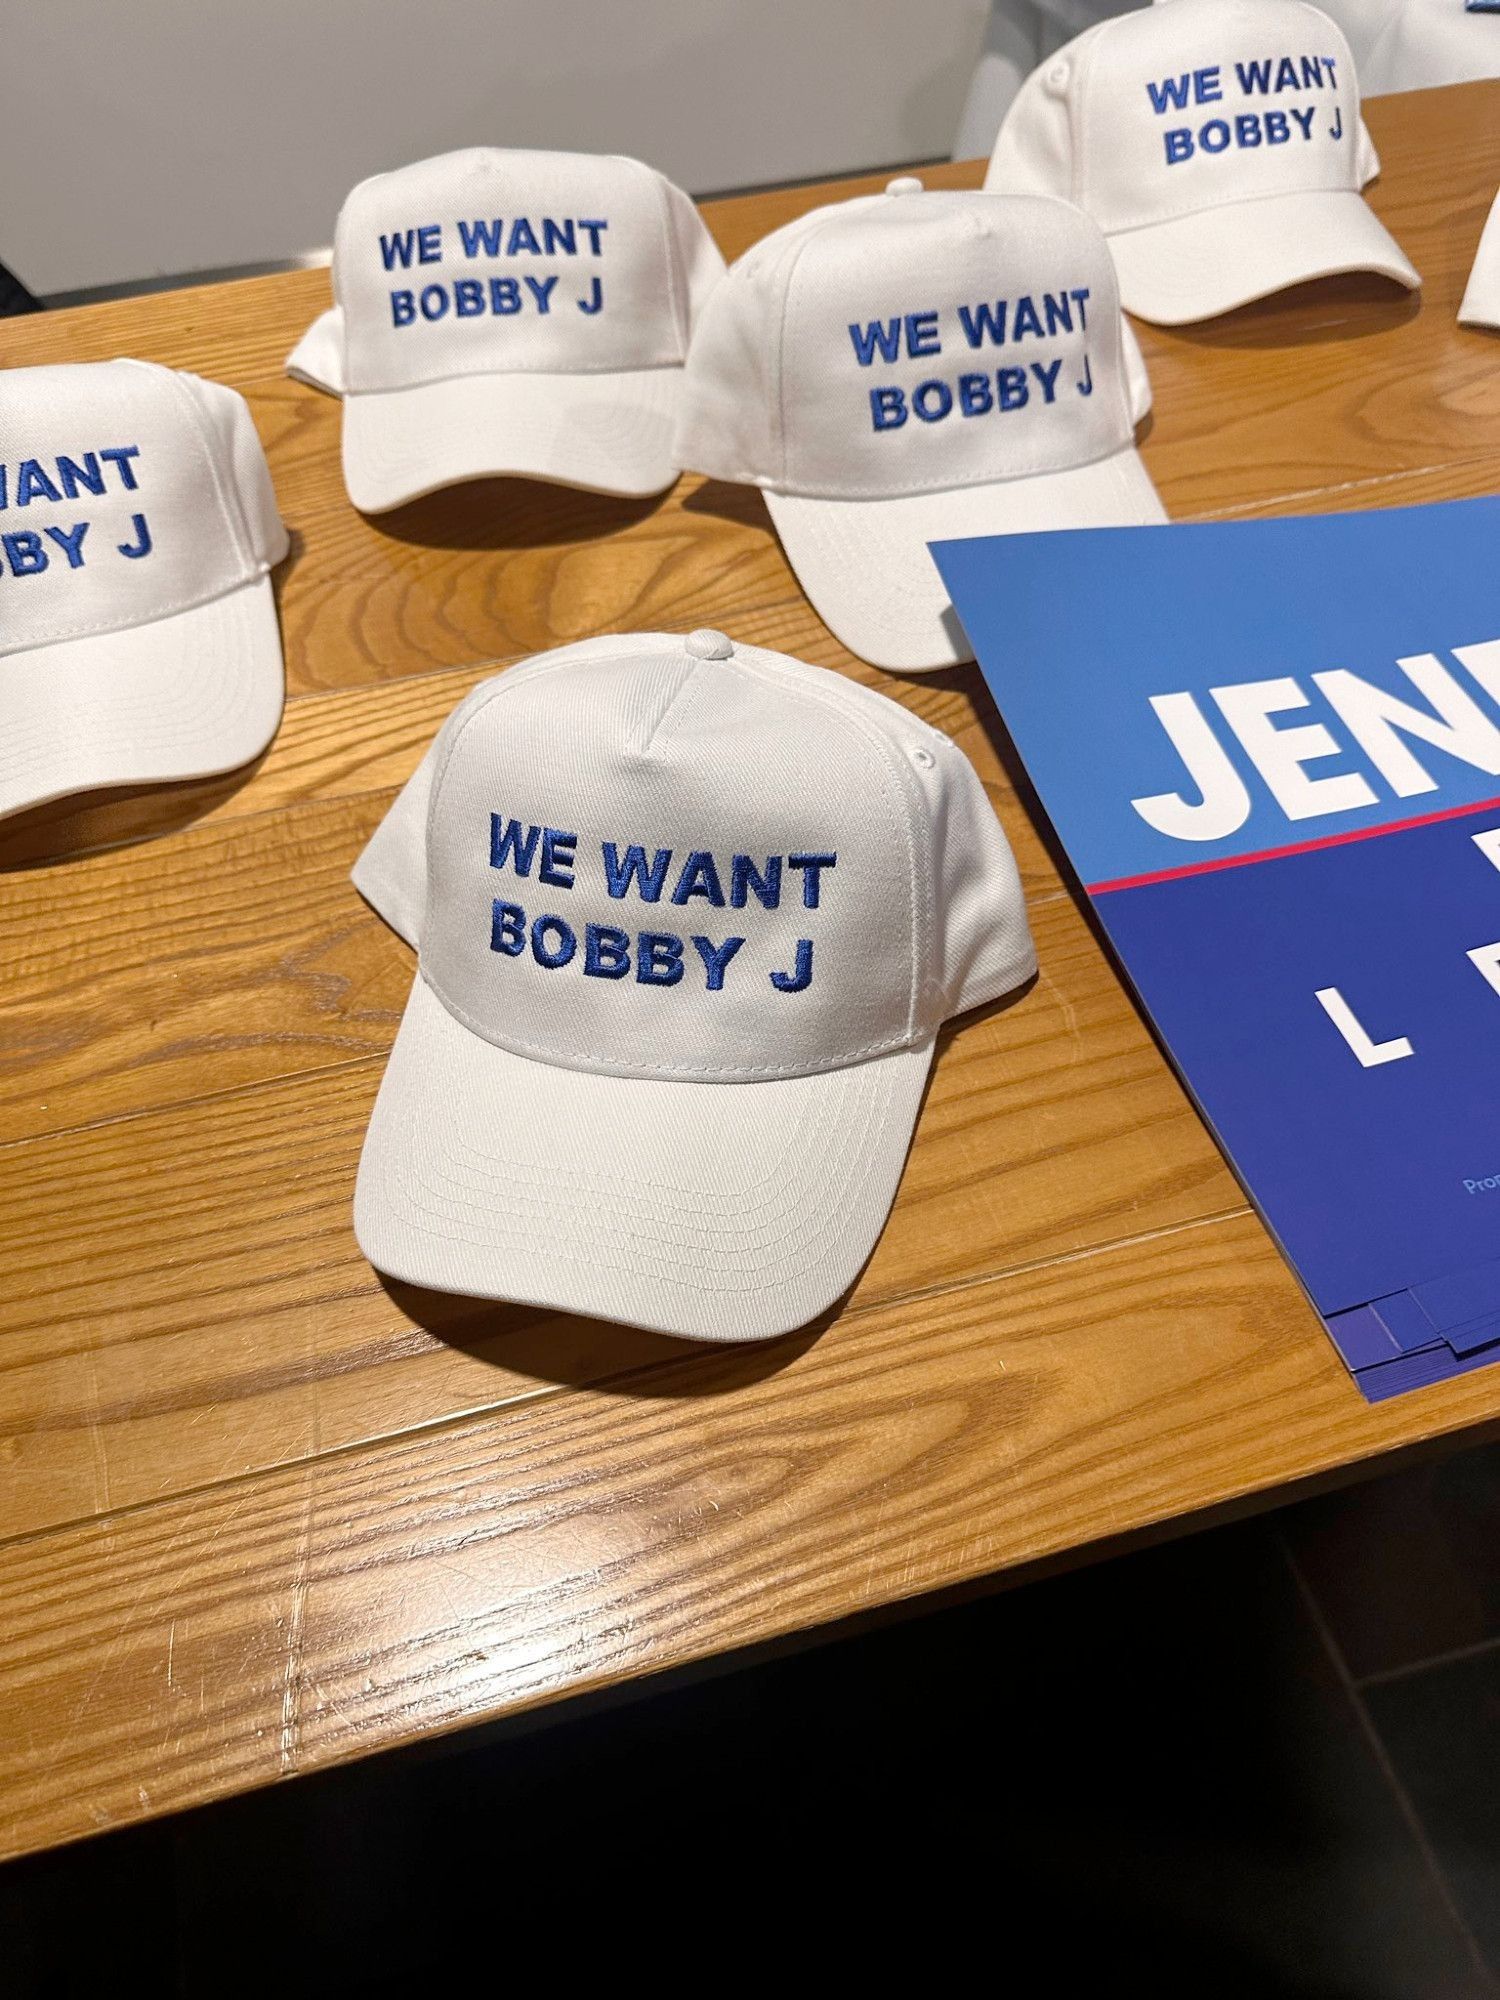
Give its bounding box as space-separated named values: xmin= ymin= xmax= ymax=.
xmin=6 ymin=1447 xmax=1500 ymax=1997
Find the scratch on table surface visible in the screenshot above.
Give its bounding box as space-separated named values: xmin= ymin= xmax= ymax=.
xmin=962 ymin=1531 xmax=998 ymax=1571
xmin=897 ymin=1534 xmax=923 ymax=1590
xmin=81 ymin=1339 xmax=113 ymax=1517
xmin=166 ymin=1618 xmax=177 ymax=1692
xmin=278 ymin=1485 xmax=313 ymax=1776
xmin=1189 ymin=462 xmax=1453 ymax=525
xmin=1035 ymin=964 xmax=1080 ymax=1045
xmin=309 ymin=1678 xmax=358 ymax=1737
xmin=73 ymin=1520 xmax=190 ymax=1725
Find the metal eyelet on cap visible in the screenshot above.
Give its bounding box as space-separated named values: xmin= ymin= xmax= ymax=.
xmin=684 ymin=629 xmax=733 ymax=661
xmin=910 ymin=745 xmax=936 ymax=770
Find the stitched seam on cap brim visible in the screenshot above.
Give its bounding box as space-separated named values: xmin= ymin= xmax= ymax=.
xmin=346 ymin=378 xmax=674 ymax=492
xmin=342 ymin=360 xmax=684 ymax=391
xmin=755 ymin=429 xmax=1142 ymax=503
xmin=370 ymin=1030 xmax=910 ymax=1294
xmin=0 ymin=565 xmax=272 ymax=660
xmin=377 ymin=1090 xmax=896 ymax=1298
xmin=423 ymin=967 xmax=926 ymax=1077
xmin=0 ymin=593 xmax=270 ymax=780
xmin=788 ymin=460 xmax=1152 ymax=616
xmin=382 ymin=1102 xmax=891 ymax=1288
xmin=1105 ymin=179 xmax=1374 ymax=240
xmin=342 ymin=359 xmax=686 ymax=397
xmin=404 ymin=1014 xmax=863 ymax=1206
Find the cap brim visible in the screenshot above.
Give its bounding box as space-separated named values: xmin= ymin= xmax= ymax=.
xmin=765 ymin=446 xmax=1165 ymax=673
xmin=0 ymin=576 xmax=285 ymax=824
xmin=342 ymin=366 xmax=683 ymax=512
xmin=1109 ymin=188 xmax=1420 ymax=326
xmin=355 ymin=974 xmax=933 ymax=1342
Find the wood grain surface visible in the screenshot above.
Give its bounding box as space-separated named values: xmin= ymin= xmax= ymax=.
xmin=4 ymin=82 xmax=1500 ymax=1861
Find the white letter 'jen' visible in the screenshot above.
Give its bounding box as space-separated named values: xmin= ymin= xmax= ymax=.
xmin=1212 ymin=677 xmax=1376 ymax=823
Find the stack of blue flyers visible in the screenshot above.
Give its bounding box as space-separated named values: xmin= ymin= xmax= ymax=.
xmin=935 ymin=496 xmax=1500 ymax=1402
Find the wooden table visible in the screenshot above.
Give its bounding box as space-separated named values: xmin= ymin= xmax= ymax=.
xmin=4 ymin=82 xmax=1500 ymax=1862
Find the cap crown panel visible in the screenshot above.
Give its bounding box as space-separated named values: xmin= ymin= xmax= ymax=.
xmin=336 ymin=148 xmax=688 ymax=391
xmin=421 ymin=644 xmax=923 ymax=1081
xmin=0 ymin=360 xmax=265 ymax=659
xmin=1080 ymin=0 xmax=1365 ymax=232
xmin=779 ymin=192 xmax=1134 ymax=498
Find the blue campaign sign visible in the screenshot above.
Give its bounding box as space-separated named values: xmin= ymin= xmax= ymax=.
xmin=933 ymin=497 xmax=1500 ymax=1402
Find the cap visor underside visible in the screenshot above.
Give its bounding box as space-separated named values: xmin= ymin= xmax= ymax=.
xmin=341 ymin=365 xmax=684 ymax=511
xmin=0 ymin=576 xmax=285 ymax=823
xmin=1108 ymin=187 xmax=1420 ymax=326
xmin=354 ymin=974 xmax=934 ymax=1342
xmin=765 ymin=446 xmax=1165 ymax=673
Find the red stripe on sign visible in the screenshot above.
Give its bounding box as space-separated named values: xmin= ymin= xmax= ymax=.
xmin=1087 ymin=791 xmax=1500 ymax=895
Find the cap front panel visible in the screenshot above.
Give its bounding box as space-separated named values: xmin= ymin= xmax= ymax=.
xmin=421 ymin=645 xmax=921 ymax=1081
xmin=1083 ymin=0 xmax=1364 ymax=232
xmin=778 ymin=193 xmax=1134 ymax=499
xmin=0 ymin=361 xmax=251 ymax=660
xmin=337 ymin=150 xmax=684 ymax=393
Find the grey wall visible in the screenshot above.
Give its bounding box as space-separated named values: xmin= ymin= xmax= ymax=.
xmin=1 ymin=1 xmax=990 ymax=297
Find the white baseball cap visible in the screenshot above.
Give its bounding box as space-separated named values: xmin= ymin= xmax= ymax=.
xmin=986 ymin=0 xmax=1419 ymax=325
xmin=0 ymin=359 xmax=288 ymax=823
xmin=671 ymin=181 xmax=1163 ymax=674
xmin=1459 ymin=188 xmax=1500 ymax=330
xmin=287 ymin=147 xmax=726 ymax=511
xmin=351 ymin=628 xmax=1035 ymax=1341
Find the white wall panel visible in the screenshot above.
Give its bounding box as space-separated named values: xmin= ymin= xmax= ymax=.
xmin=0 ymin=1 xmax=989 ymax=296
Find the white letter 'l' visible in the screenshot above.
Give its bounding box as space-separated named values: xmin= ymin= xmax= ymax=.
xmin=1315 ymin=987 xmax=1414 ymax=1067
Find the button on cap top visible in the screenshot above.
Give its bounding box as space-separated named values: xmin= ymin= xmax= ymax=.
xmin=885 ymin=176 xmax=924 ymax=197
xmin=685 ymin=628 xmax=733 ymax=661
